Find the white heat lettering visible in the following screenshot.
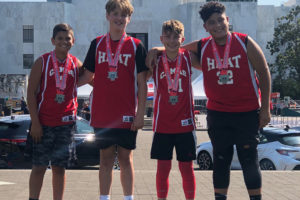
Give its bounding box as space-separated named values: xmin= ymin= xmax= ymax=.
xmin=98 ymin=51 xmax=106 ymax=64
xmin=123 ymin=54 xmax=131 ymax=66
xmin=207 ymin=57 xmax=215 ymax=71
xmin=97 ymin=51 xmax=132 ymax=67
xmin=118 ymin=54 xmax=123 ymax=64
xmin=206 ymin=54 xmax=242 ymax=72
xmin=228 ymin=57 xmax=234 ymax=68
xmin=231 ymin=55 xmax=241 ymax=69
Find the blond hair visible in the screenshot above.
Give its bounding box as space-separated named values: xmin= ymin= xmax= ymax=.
xmin=162 ymin=20 xmax=184 ymax=36
xmin=105 ymin=0 xmax=134 ymax=16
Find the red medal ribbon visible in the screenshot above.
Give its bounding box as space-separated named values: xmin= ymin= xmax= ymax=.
xmin=211 ymin=32 xmax=232 ymax=71
xmin=162 ymin=50 xmax=183 ymax=95
xmin=106 ymin=32 xmax=126 ymax=72
xmin=51 ymin=51 xmax=70 ymax=93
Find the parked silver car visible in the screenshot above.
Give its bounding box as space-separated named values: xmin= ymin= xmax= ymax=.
xmin=195 ymin=126 xmax=300 ymax=170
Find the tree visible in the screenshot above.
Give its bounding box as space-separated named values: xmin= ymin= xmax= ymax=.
xmin=266 ymin=6 xmax=300 ymax=99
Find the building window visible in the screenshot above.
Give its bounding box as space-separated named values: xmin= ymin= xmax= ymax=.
xmin=23 ymin=25 xmax=34 ymax=43
xmin=127 ymin=33 xmax=148 ymax=50
xmin=23 ymin=54 xmax=34 ymax=69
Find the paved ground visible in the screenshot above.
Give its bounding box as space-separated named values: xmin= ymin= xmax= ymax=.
xmin=1 ymin=130 xmax=300 ymax=200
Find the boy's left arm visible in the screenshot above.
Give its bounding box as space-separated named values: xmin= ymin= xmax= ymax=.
xmin=131 ymin=71 xmax=148 ymax=131
xmin=77 ymin=59 xmax=95 ymax=87
xmin=247 ymin=36 xmax=271 ymax=128
xmin=146 ymin=68 xmax=153 ymax=80
xmin=77 ymin=59 xmax=84 ymax=78
xmin=189 ymin=51 xmax=202 ymax=70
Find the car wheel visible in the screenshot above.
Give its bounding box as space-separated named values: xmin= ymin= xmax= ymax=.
xmin=260 ymin=159 xmax=276 ymax=170
xmin=197 ymin=151 xmax=213 ymax=170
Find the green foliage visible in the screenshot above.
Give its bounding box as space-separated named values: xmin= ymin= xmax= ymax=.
xmin=272 ymin=76 xmax=300 ymax=99
xmin=266 ymin=6 xmax=300 ymax=99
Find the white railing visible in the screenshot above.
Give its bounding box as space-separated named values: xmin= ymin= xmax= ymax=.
xmin=195 ymin=114 xmax=300 ymax=130
xmin=270 ymin=116 xmax=300 ymax=128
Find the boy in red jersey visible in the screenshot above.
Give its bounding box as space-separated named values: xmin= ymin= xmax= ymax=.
xmin=27 ymin=23 xmax=82 ymax=200
xmin=78 ymin=0 xmax=148 ymax=200
xmin=147 ymin=2 xmax=271 ymax=200
xmin=149 ymin=20 xmax=200 ymax=200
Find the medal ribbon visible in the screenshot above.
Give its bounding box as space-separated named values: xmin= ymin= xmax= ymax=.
xmin=162 ymin=51 xmax=182 ymax=95
xmin=211 ymin=32 xmax=232 ymax=71
xmin=51 ymin=51 xmax=70 ymax=93
xmin=106 ymin=32 xmax=126 ymax=71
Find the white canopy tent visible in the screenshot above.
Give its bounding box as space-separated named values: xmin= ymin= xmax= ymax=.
xmin=77 ymin=83 xmax=154 ymax=99
xmin=77 ymin=84 xmax=93 ymax=98
xmin=192 ymin=73 xmax=206 ymax=100
xmin=77 ymin=76 xmax=207 ymax=100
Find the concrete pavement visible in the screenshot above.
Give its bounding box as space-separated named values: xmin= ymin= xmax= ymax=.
xmin=0 ymin=130 xmax=300 ymax=200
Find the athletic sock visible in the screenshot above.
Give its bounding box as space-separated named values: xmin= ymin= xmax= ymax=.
xmin=156 ymin=160 xmax=172 ymax=199
xmin=215 ymin=193 xmax=227 ymax=200
xmin=178 ymin=161 xmax=196 ymax=199
xmin=99 ymin=195 xmax=110 ymax=200
xmin=124 ymin=195 xmax=134 ymax=200
xmin=250 ymin=194 xmax=261 ymax=200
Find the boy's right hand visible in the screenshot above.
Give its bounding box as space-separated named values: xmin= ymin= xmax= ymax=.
xmin=30 ymin=122 xmax=43 ymax=143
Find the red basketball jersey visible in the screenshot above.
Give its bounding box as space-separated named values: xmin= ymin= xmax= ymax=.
xmin=37 ymin=52 xmax=78 ymax=126
xmin=90 ymin=35 xmax=141 ymax=129
xmin=153 ymin=49 xmax=195 ymax=134
xmin=201 ymin=32 xmax=260 ymax=112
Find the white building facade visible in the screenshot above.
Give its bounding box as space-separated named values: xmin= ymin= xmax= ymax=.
xmin=0 ymin=0 xmax=299 ymax=98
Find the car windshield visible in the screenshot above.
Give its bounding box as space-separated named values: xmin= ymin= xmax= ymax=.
xmin=76 ymin=119 xmax=94 ymax=134
xmin=281 ymin=136 xmax=300 ymax=147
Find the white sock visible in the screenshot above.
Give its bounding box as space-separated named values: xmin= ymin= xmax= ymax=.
xmin=124 ymin=195 xmax=134 ymax=200
xmin=99 ymin=195 xmax=110 ymax=200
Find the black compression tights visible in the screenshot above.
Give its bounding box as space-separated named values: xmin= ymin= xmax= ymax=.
xmin=212 ymin=144 xmax=262 ymax=189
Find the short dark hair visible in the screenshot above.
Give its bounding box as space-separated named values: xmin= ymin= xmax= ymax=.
xmin=199 ymin=1 xmax=226 ymax=23
xmin=52 ymin=23 xmax=74 ymax=39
